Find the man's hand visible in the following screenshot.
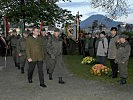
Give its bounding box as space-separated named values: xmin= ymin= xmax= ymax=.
xmin=28 ymin=58 xmax=32 ymax=62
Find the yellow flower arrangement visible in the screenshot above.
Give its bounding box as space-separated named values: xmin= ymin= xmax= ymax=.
xmin=81 ymin=56 xmax=95 ymax=64
xmin=90 ymin=64 xmax=112 ymax=76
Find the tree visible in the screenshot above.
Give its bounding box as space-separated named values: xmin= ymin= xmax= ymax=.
xmin=91 ymin=0 xmax=128 ymax=19
xmin=0 ymin=0 xmax=74 ymax=26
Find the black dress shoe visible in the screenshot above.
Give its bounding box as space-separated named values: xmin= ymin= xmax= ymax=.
xmin=21 ymin=71 xmax=24 ymax=74
xmin=47 ymin=69 xmax=49 ymax=74
xmin=58 ymin=77 xmax=65 ymax=84
xmin=21 ymin=67 xmax=24 ymax=74
xmin=28 ymin=80 xmax=32 ymax=83
xmin=18 ymin=66 xmax=20 ymax=70
xmin=59 ymin=81 xmax=65 ymax=84
xmin=49 ymin=73 xmax=53 ymax=80
xmin=40 ymin=84 xmax=47 ymax=88
xmin=119 ymin=78 xmax=127 ymax=85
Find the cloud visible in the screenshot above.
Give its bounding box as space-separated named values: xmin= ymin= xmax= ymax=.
xmin=57 ymin=2 xmax=91 ymax=8
xmin=85 ymin=12 xmax=98 ymax=16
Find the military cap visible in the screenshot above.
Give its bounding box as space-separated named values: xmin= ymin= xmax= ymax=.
xmin=119 ymin=34 xmax=129 ymax=39
xmin=54 ymin=28 xmax=60 ymax=32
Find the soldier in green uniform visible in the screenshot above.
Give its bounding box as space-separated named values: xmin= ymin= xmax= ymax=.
xmin=40 ymin=28 xmax=49 ymax=74
xmin=17 ymin=31 xmax=29 ymax=74
xmin=40 ymin=28 xmax=47 ymax=48
xmin=84 ymin=33 xmax=94 ymax=57
xmin=45 ymin=32 xmax=52 ymax=75
xmin=26 ymin=27 xmax=47 ymax=88
xmin=6 ymin=29 xmax=20 ymax=69
xmin=46 ymin=28 xmax=65 ymax=84
xmin=115 ymin=35 xmax=131 ymax=85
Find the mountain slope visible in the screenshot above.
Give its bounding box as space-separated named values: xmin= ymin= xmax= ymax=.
xmin=80 ymin=14 xmax=122 ymax=28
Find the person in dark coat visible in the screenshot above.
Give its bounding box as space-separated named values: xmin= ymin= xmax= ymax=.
xmin=115 ymin=35 xmax=131 ymax=85
xmin=40 ymin=29 xmax=53 ymax=75
xmin=0 ymin=34 xmax=7 ymax=57
xmin=67 ymin=28 xmax=76 ymax=55
xmin=78 ymin=32 xmax=85 ymax=55
xmin=129 ymin=36 xmax=133 ymax=56
xmin=45 ymin=32 xmax=52 ymax=74
xmin=62 ymin=34 xmax=69 ymax=55
xmin=26 ymin=27 xmax=47 ymax=88
xmin=94 ymin=33 xmax=100 ymax=56
xmin=108 ymin=27 xmax=119 ymax=78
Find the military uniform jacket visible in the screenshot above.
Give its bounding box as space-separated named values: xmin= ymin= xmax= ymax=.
xmin=40 ymin=36 xmax=47 ymax=50
xmin=115 ymin=41 xmax=131 ymax=63
xmin=47 ymin=36 xmax=62 ymax=58
xmin=84 ymin=38 xmax=94 ymax=51
xmin=17 ymin=37 xmax=27 ymax=55
xmin=26 ymin=36 xmax=44 ymax=61
xmin=47 ymin=36 xmax=66 ymax=76
xmin=7 ymin=35 xmax=19 ymax=48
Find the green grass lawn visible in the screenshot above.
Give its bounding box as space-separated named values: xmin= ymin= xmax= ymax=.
xmin=64 ymin=54 xmax=133 ymax=84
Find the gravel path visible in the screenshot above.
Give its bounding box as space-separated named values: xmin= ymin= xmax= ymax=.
xmin=0 ymin=57 xmax=133 ymax=100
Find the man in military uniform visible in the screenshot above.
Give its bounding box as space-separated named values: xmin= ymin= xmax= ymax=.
xmin=17 ymin=31 xmax=28 ymax=74
xmin=6 ymin=30 xmax=20 ymax=69
xmin=26 ymin=27 xmax=47 ymax=88
xmin=40 ymin=28 xmax=47 ymax=48
xmin=40 ymin=28 xmax=49 ymax=74
xmin=115 ymin=35 xmax=131 ymax=85
xmin=46 ymin=28 xmax=65 ymax=84
xmin=84 ymin=33 xmax=94 ymax=57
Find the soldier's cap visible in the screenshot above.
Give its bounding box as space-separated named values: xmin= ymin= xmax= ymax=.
xmin=119 ymin=34 xmax=129 ymax=39
xmin=12 ymin=29 xmax=17 ymax=32
xmin=23 ymin=30 xmax=29 ymax=34
xmin=100 ymin=31 xmax=106 ymax=35
xmin=54 ymin=28 xmax=60 ymax=32
xmin=110 ymin=27 xmax=118 ymax=31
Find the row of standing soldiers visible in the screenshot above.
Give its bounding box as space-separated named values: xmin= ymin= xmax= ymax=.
xmin=77 ymin=27 xmax=131 ymax=85
xmin=4 ymin=27 xmax=66 ymax=88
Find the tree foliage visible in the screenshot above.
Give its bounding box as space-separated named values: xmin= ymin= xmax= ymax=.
xmin=91 ymin=0 xmax=129 ymax=19
xmin=0 ymin=0 xmax=74 ymax=25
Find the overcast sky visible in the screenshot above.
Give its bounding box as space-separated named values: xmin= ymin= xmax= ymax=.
xmin=57 ymin=0 xmax=133 ymax=24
